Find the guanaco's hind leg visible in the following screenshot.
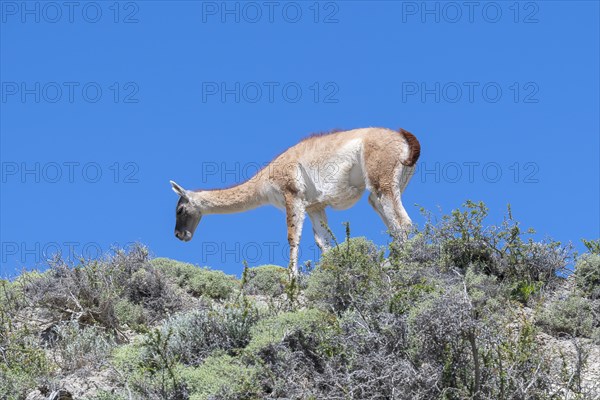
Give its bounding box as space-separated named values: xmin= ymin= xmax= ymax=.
xmin=307 ymin=208 xmax=332 ymax=252
xmin=392 ymin=193 xmax=412 ymax=239
xmin=398 ymin=165 xmax=416 ymax=193
xmin=368 ymin=165 xmax=414 ymax=239
xmin=369 ymin=190 xmax=406 ymax=238
xmin=369 ymin=191 xmax=411 ymax=239
xmin=392 ymin=165 xmax=414 ymax=238
xmin=368 ymin=192 xmax=393 ymax=232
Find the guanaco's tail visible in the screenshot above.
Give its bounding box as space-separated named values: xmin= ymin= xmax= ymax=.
xmin=399 ymin=128 xmax=421 ymax=167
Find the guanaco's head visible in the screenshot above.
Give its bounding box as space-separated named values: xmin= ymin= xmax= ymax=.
xmin=170 ymin=180 xmax=202 ymax=242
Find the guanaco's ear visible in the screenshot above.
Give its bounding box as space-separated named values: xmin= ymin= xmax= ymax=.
xmin=170 ymin=180 xmax=189 ymax=200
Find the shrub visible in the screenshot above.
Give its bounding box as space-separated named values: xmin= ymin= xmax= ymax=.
xmin=125 ymin=267 xmax=183 ymax=323
xmin=582 ymin=239 xmax=600 ymax=255
xmin=305 ymin=237 xmax=386 ymax=314
xmin=426 ymin=201 xmax=498 ymax=274
xmin=537 ymin=292 xmax=596 ymax=338
xmin=114 ymin=299 xmax=146 ymax=332
xmin=507 ymin=240 xmax=571 ymax=288
xmin=152 ymin=258 xmax=237 ymax=300
xmin=111 ymin=341 xmax=143 ymax=372
xmin=243 ymin=265 xmax=288 ymax=297
xmin=247 ymin=309 xmax=336 ymax=354
xmin=0 ymin=280 xmax=21 ymax=326
xmin=508 ymin=279 xmax=544 ymax=305
xmin=89 ymin=391 xmax=129 ymax=400
xmin=490 ymin=312 xmax=553 ymax=399
xmin=52 ymin=320 xmax=116 ymax=372
xmin=111 ymin=339 xmax=155 ymax=394
xmin=161 ymin=302 xmax=258 ymax=366
xmin=407 ymin=287 xmax=473 ymax=363
xmin=0 ymin=327 xmax=52 ymax=400
xmin=180 ymin=354 xmax=261 ymax=400
xmin=1 ymin=279 xmax=52 ymax=399
xmin=109 ymin=299 xmax=259 ymax=398
xmin=244 ymin=309 xmax=338 ymax=398
xmin=573 ymin=253 xmax=600 ymax=299
xmin=1 ymin=272 xmax=43 ymax=317
xmin=389 ymin=232 xmax=442 ymax=269
xmin=315 ymin=309 xmax=438 ymax=400
xmin=405 ymin=278 xmax=554 ymax=399
xmin=420 ymin=201 xmax=571 ymax=301
xmin=22 ymin=259 xmax=121 ymax=330
xmin=389 ymin=276 xmax=438 ymax=315
xmin=20 ymin=245 xmax=183 ymax=331
xmin=112 ymin=331 xmax=187 ymax=399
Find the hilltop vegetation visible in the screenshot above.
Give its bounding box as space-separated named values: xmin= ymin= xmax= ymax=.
xmin=1 ymin=202 xmax=599 ymax=400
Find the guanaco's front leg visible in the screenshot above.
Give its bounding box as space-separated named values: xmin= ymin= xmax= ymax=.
xmin=284 ymin=193 xmax=305 ymax=277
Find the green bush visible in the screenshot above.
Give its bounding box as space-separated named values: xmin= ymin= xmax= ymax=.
xmin=305 ymin=237 xmax=386 ymax=313
xmin=0 ymin=279 xmax=23 ymax=322
xmin=573 ymin=253 xmax=600 ymax=299
xmin=125 ymin=267 xmax=183 ymax=323
xmin=582 ymin=239 xmax=600 ymax=255
xmin=242 ymin=309 xmax=339 ymax=398
xmin=111 ymin=341 xmax=143 ymax=372
xmin=89 ymin=391 xmax=129 ymax=400
xmin=389 ymin=277 xmax=438 ymax=315
xmin=1 ymin=278 xmax=52 ymax=399
xmin=537 ymin=292 xmax=596 ymax=338
xmin=246 ymin=309 xmax=336 ymax=354
xmin=2 ymin=271 xmax=48 ymax=314
xmin=420 ymin=201 xmax=570 ymax=297
xmin=110 ymin=341 xmax=156 ymax=396
xmin=114 ymin=299 xmax=146 ymax=331
xmin=110 ymin=299 xmax=260 ymax=398
xmin=407 ymin=288 xmax=471 ymax=362
xmin=111 ymin=339 xmax=160 ymax=393
xmin=53 ymin=320 xmax=116 ymax=372
xmin=509 ymin=279 xmax=543 ymax=305
xmin=152 ymin=258 xmax=238 ymax=300
xmin=0 ymin=324 xmax=53 ymax=400
xmin=428 ymin=201 xmax=497 ymax=274
xmin=19 ymin=245 xmax=184 ymax=331
xmin=160 ymin=302 xmax=258 ymax=366
xmin=180 ymin=354 xmax=261 ymax=400
xmin=405 ymin=279 xmax=552 ymax=398
xmin=243 ymin=265 xmax=288 ymax=297
xmin=112 ymin=330 xmax=188 ymax=399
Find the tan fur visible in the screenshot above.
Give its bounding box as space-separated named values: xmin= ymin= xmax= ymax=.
xmin=171 ymin=127 xmax=421 ymax=275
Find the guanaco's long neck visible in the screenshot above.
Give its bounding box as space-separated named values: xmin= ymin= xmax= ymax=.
xmin=192 ymin=176 xmax=267 ymax=215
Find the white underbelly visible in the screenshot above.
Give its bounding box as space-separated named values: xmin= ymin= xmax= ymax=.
xmin=329 ymin=187 xmax=365 ymax=210
xmin=302 ymin=146 xmax=366 ymax=210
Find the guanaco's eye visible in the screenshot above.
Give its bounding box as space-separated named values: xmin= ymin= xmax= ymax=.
xmin=177 ymin=207 xmax=184 ymax=215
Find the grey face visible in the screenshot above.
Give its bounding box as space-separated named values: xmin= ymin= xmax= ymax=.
xmin=174 ymin=196 xmax=202 ymax=242
xmin=170 ymin=180 xmax=201 ymax=242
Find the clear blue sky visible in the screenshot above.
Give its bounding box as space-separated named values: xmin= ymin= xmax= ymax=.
xmin=1 ymin=1 xmax=598 ymax=277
